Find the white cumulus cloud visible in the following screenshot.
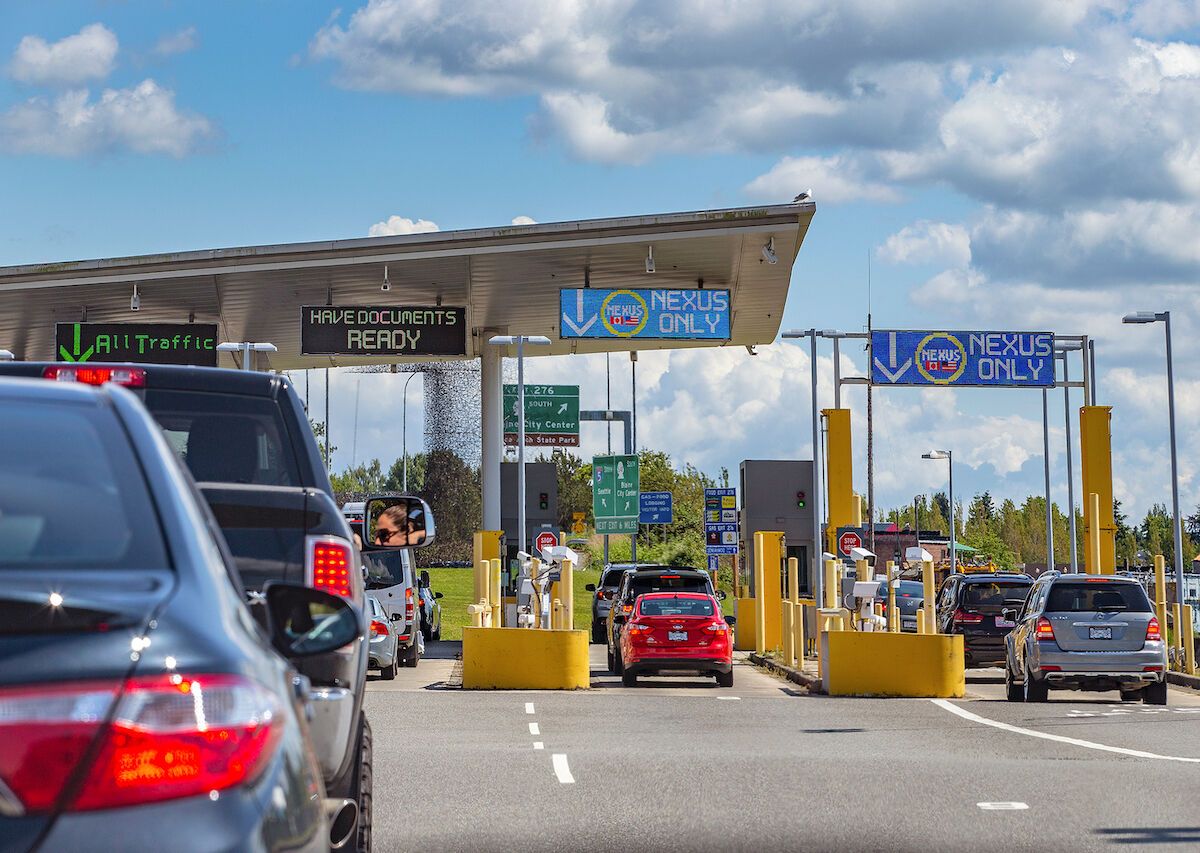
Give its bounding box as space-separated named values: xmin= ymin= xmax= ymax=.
xmin=511 ymin=215 xmax=537 ymax=225
xmin=152 ymin=26 xmax=198 ymax=58
xmin=9 ymin=23 xmax=118 ymax=86
xmin=745 ymin=155 xmax=900 ymax=204
xmin=367 ymin=215 xmax=441 ymax=237
xmin=878 ymin=221 xmax=971 ymax=267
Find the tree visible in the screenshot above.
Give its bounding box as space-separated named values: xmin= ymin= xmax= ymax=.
xmin=415 ymin=450 xmax=480 ymax=565
xmin=309 ymin=419 xmax=335 ymax=469
xmin=330 ymin=459 xmax=387 ymax=497
xmin=541 ymin=450 xmax=593 ymax=531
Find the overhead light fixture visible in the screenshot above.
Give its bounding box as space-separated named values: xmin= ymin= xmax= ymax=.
xmin=130 ymin=284 xmax=141 ymax=312
xmin=0 ymin=349 xmax=14 ymax=361
xmin=381 ymin=265 xmax=391 ymax=292
xmin=645 ymin=246 xmax=655 ymax=274
xmin=761 ymin=238 xmax=778 ymax=265
xmin=1122 ymin=311 xmax=1162 ymax=325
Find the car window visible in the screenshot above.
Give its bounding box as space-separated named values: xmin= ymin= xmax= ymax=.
xmin=961 ymin=580 xmax=1032 ymax=608
xmin=362 ymin=549 xmax=411 ymax=588
xmin=639 ymin=597 xmax=715 ymax=617
xmin=880 ymin=581 xmax=925 ymax=598
xmin=1046 ymin=581 xmax=1151 ymax=613
xmin=626 ymin=574 xmax=710 ymax=599
xmin=600 ymin=568 xmax=629 ymax=588
xmin=0 ymin=399 xmax=169 ymax=570
xmin=145 ymin=389 xmax=301 ymax=487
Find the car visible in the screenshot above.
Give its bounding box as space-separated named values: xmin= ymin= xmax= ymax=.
xmin=418 ymin=570 xmax=444 ymax=641
xmin=0 ymin=378 xmax=362 ymax=852
xmin=934 ymin=571 xmax=1035 ymax=667
xmin=877 ymin=579 xmax=926 ymax=632
xmin=585 ymin=563 xmax=636 ymax=643
xmin=1004 ymin=573 xmax=1168 ymax=704
xmin=606 ymin=567 xmax=721 ymax=675
xmin=346 ymin=502 xmax=426 ymax=667
xmin=367 ymin=594 xmax=400 ymax=680
xmin=619 ymin=593 xmax=734 ymax=687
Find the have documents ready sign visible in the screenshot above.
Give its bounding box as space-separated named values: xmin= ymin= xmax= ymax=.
xmin=301 ymin=306 xmax=467 ymax=356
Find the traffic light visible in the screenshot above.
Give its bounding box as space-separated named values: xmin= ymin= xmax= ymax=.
xmin=796 ymin=490 xmax=806 ymax=509
xmin=539 ymin=492 xmax=549 ymax=511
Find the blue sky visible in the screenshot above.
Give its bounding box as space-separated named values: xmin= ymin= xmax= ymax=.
xmin=3 ymin=1 xmax=1199 ymax=522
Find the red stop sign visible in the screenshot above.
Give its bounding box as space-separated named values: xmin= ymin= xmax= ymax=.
xmin=535 ymin=531 xmax=559 ymax=553
xmin=839 ymin=531 xmax=862 ymax=556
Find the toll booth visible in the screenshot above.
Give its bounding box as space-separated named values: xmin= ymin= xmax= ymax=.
xmin=500 ymin=462 xmax=558 ymax=584
xmin=739 ymin=460 xmax=816 ymax=596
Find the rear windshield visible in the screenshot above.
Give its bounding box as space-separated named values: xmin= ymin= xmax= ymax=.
xmin=145 ymin=389 xmax=301 ymax=487
xmin=626 ymin=574 xmax=709 ymax=598
xmin=640 ymin=597 xmax=714 ymax=617
xmin=879 ymin=581 xmax=925 ymax=598
xmin=961 ymin=581 xmax=1031 ymax=608
xmin=600 ymin=568 xmax=628 ymax=587
xmin=1046 ymin=582 xmax=1151 ymax=613
xmin=362 ymin=550 xmax=412 ymax=589
xmin=0 ymin=400 xmax=169 ymax=570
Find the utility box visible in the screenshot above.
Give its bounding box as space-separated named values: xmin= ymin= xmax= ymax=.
xmin=739 ymin=460 xmax=816 ymax=598
xmin=501 ymin=462 xmax=558 ymax=554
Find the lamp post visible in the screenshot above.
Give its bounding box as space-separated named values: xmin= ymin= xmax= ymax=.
xmin=217 ymin=341 xmax=277 ymax=371
xmin=1122 ymin=311 xmax=1184 ymax=601
xmin=488 ymin=335 xmax=551 ymax=556
xmin=401 ymin=371 xmax=418 ymax=492
xmin=922 ymin=451 xmax=954 ymax=575
xmin=782 ymin=329 xmax=823 ymax=609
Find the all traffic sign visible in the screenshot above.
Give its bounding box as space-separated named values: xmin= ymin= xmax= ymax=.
xmin=535 ymin=530 xmax=559 ymax=554
xmin=839 ymin=530 xmax=863 ymax=556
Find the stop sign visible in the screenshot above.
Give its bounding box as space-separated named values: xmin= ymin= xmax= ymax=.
xmin=838 ymin=530 xmax=862 ymax=556
xmin=535 ymin=531 xmax=559 ymax=553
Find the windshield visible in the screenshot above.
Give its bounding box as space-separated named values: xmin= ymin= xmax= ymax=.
xmin=879 ymin=581 xmax=925 ymax=598
xmin=600 ymin=568 xmax=629 ymax=587
xmin=626 ymin=574 xmax=710 ymax=599
xmin=1046 ymin=582 xmax=1151 ymax=613
xmin=639 ymin=596 xmax=714 ymax=617
xmin=362 ymin=549 xmax=412 ymax=588
xmin=961 ymin=581 xmax=1032 ymax=608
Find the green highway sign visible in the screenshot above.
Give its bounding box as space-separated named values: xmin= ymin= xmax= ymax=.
xmin=504 ymin=384 xmax=580 ymax=446
xmin=592 ymin=454 xmax=639 ymax=534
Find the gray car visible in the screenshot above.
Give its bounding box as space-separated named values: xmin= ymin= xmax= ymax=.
xmin=367 ymin=593 xmax=400 ymax=679
xmin=1004 ymin=572 xmax=1168 ymax=704
xmin=585 ymin=564 xmax=636 ymax=643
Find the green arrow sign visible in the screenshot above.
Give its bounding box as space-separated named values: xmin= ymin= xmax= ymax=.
xmin=593 ymin=454 xmax=639 ymax=534
xmin=504 ymin=384 xmax=580 ymax=446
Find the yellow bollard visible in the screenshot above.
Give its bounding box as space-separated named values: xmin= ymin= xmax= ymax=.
xmin=823 ymin=558 xmax=839 ymax=610
xmin=530 ymin=558 xmax=542 ymax=628
xmin=886 ymin=560 xmax=898 ymax=633
xmin=754 ymin=535 xmax=767 ymax=655
xmin=793 ymin=600 xmax=805 ymax=664
xmin=1154 ymin=555 xmax=1168 ymax=646
xmin=1183 ymin=605 xmax=1196 ymax=676
xmin=781 ymin=602 xmax=794 ymax=667
xmin=916 ymin=610 xmax=926 ymax=635
xmin=476 ymin=560 xmax=491 ymax=613
xmin=787 ymin=556 xmax=800 ymax=604
xmin=489 ymin=558 xmax=502 ymax=628
xmin=922 ymin=559 xmax=937 ymax=635
xmin=467 ymin=603 xmax=485 ymax=628
xmin=1173 ymin=603 xmax=1184 ymax=670
xmin=561 ymin=556 xmax=574 ymax=631
xmin=1086 ymin=493 xmax=1102 ymax=576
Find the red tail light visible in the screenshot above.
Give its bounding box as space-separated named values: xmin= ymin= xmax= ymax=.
xmin=0 ymin=674 xmax=280 ymax=814
xmin=953 ymin=609 xmax=984 ymax=624
xmin=370 ymin=619 xmax=389 ymax=638
xmin=596 ymin=590 xmax=606 ymax=600
xmin=1035 ymin=617 xmax=1056 ymax=641
xmin=705 ymin=622 xmax=728 ymax=635
xmin=627 ymin=623 xmax=651 ymax=636
xmin=308 ymin=537 xmax=354 ymax=598
xmin=43 ymin=365 xmax=146 ymax=388
xmin=1146 ymin=617 xmax=1162 ymax=642
xmin=405 ymin=587 xmax=415 ymax=622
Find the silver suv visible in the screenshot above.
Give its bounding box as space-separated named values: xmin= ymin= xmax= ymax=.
xmin=1004 ymin=573 xmax=1167 ymax=705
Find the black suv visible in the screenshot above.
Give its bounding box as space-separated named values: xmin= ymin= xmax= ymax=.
xmin=935 ymin=571 xmax=1034 ymax=667
xmin=605 ymin=567 xmax=719 ymax=674
xmin=585 ymin=563 xmax=636 ymax=644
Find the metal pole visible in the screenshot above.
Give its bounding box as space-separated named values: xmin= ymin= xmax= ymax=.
xmin=517 ymin=337 xmax=527 ymax=557
xmin=948 ymin=451 xmax=956 ymax=576
xmin=1088 ymin=339 xmax=1097 ymax=405
xmin=1042 ymin=388 xmax=1055 ymax=571
xmin=1164 ymin=313 xmax=1184 ymax=602
xmin=604 ymin=355 xmax=611 ymax=564
xmin=351 ymin=379 xmax=360 ymax=468
xmin=324 ymin=367 xmax=330 ymax=472
xmin=402 ymin=371 xmax=417 ymax=492
xmin=809 ymin=330 xmax=824 ymax=609
xmin=833 ymin=337 xmax=841 ymax=409
xmin=631 ymin=352 xmax=638 ymax=563
xmin=1062 ymin=354 xmax=1078 ymax=572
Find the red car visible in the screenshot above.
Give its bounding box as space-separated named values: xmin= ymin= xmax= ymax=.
xmin=620 ymin=593 xmax=734 ymax=687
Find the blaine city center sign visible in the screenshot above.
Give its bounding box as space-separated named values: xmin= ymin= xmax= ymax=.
xmin=559 ymin=288 xmax=730 ymax=340
xmin=301 ymin=306 xmax=467 ymax=356
xmin=871 ymin=330 xmax=1054 ymax=387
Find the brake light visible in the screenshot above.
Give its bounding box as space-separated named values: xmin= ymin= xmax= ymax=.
xmin=405 ymin=587 xmax=415 ymax=622
xmin=596 ymin=590 xmax=606 ymax=600
xmin=308 ymin=538 xmax=353 ymax=598
xmin=0 ymin=674 xmax=279 ymax=814
xmin=1146 ymin=617 xmax=1162 ymax=642
xmin=627 ymin=623 xmax=651 ymax=636
xmin=1039 ymin=665 xmax=1062 ymax=672
xmin=953 ymin=609 xmax=984 ymax=624
xmin=370 ymin=619 xmax=389 ymax=638
xmin=660 ymin=575 xmax=680 ymax=579
xmin=1035 ymin=617 xmax=1056 ymax=641
xmin=43 ymin=365 xmax=146 ymax=388
xmin=705 ymin=623 xmax=728 ymax=635
xmin=623 ymin=605 xmax=633 ymax=614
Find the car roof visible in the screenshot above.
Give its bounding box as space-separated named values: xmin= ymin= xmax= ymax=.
xmin=637 ymin=591 xmax=712 ymax=599
xmin=1047 ymin=572 xmax=1139 ymax=582
xmin=0 ymin=361 xmax=286 ymax=397
xmin=958 ymin=573 xmax=1032 ymax=582
xmin=626 ymin=566 xmax=705 ymax=576
xmin=0 ymin=375 xmax=111 ymax=404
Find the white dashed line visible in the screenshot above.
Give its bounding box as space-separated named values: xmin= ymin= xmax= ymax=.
xmin=717 ymin=696 xmax=741 ymax=701
xmin=533 ymin=741 xmax=544 ymax=750
xmin=552 ymin=753 xmax=575 ymax=784
xmin=932 ymin=699 xmax=1200 ymax=763
xmin=529 ymin=722 xmax=540 ymax=736
xmin=978 ymin=802 xmax=1029 ymax=811
xmin=525 ymin=702 xmax=535 ymax=714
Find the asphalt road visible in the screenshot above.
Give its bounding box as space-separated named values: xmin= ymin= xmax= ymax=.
xmin=365 ymin=643 xmax=1200 ymax=852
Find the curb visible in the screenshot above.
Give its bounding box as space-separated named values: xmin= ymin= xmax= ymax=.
xmin=1167 ymin=671 xmax=1200 ymax=691
xmin=747 ymin=652 xmax=823 ymax=693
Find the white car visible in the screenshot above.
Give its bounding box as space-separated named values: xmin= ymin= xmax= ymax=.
xmin=367 ymin=594 xmax=400 ymax=680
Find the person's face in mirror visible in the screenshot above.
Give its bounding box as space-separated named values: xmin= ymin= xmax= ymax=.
xmin=374 ymin=505 xmax=409 ymax=545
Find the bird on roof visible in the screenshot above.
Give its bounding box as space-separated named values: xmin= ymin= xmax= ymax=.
xmin=793 ymin=189 xmax=812 ymax=202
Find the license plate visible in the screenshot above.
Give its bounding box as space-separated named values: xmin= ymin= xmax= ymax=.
xmin=1089 ymin=626 xmax=1112 ymax=640
xmin=995 ymin=617 xmax=1015 ymax=628
xmin=668 ymin=631 xmax=688 ymax=642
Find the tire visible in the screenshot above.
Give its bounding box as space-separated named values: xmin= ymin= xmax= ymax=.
xmin=1119 ymin=688 xmax=1141 ymax=703
xmin=379 ymin=659 xmax=396 ymax=681
xmin=1023 ymin=664 xmax=1048 ymax=703
xmin=606 ymin=646 xmax=615 ymax=672
xmin=403 ymin=641 xmax=420 ymax=668
xmin=592 ymin=623 xmax=605 ymax=645
xmin=613 ymin=646 xmax=624 ymax=675
xmin=716 ymin=669 xmax=734 ymax=688
xmin=621 ymin=669 xmax=637 ymax=687
xmin=1142 ymin=680 xmax=1168 ymax=706
xmin=1005 ymin=663 xmax=1022 ymax=702
xmin=350 ymin=715 xmax=372 ymax=853
xmin=432 ymin=625 xmax=441 ymax=642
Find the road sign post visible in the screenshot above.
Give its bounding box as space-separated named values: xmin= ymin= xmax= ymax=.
xmin=593 ymin=455 xmax=639 ymax=535
xmin=504 ymin=384 xmax=580 ymax=446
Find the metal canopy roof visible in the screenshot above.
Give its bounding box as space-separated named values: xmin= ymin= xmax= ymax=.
xmin=0 ymin=202 xmax=814 ymax=370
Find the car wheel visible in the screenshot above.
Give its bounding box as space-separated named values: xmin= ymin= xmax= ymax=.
xmin=592 ymin=624 xmax=605 ymax=645
xmin=1004 ymin=663 xmax=1022 ymax=702
xmin=1118 ymin=688 xmax=1141 ymax=703
xmin=716 ymin=670 xmax=734 ymax=688
xmin=432 ymin=625 xmax=441 ymax=641
xmin=354 ymin=715 xmax=373 ymax=853
xmin=606 ymin=645 xmax=615 ymax=672
xmin=380 ymin=660 xmax=396 ymax=681
xmin=1142 ymin=680 xmax=1168 ymax=706
xmin=404 ymin=641 xmax=420 ymax=668
xmin=1023 ymin=663 xmax=1048 ymax=703
xmin=621 ymin=670 xmax=637 ymax=687
xmin=613 ymin=646 xmax=624 ymax=675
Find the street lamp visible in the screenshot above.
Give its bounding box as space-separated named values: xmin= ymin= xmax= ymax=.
xmin=1122 ymin=311 xmax=1183 ymax=601
xmin=217 ymin=341 xmax=277 ymax=371
xmin=401 ymin=371 xmax=418 ymax=492
xmin=782 ymin=328 xmax=823 ymax=609
xmin=922 ymin=450 xmax=955 ymax=575
xmin=488 ymin=335 xmax=552 ymax=556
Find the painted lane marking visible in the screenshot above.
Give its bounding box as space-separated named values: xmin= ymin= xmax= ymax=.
xmin=552 ymin=753 xmax=575 ymax=784
xmin=978 ymin=802 xmax=1028 ymax=811
xmin=525 ymin=702 xmax=535 ymax=714
xmin=717 ymin=696 xmax=741 ymax=701
xmin=529 ymin=722 xmax=540 ymax=736
xmin=932 ymin=699 xmax=1200 ymax=763
xmin=533 ymin=741 xmax=544 ymax=750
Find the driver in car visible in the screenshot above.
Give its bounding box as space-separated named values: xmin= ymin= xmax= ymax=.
xmin=374 ymin=505 xmax=412 ymax=546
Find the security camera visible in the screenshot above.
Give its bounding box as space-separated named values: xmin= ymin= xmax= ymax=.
xmin=130 ymin=285 xmax=140 ymax=311
xmin=645 ymin=246 xmax=655 ymax=274
xmin=381 ymin=265 xmax=391 ymax=292
xmin=761 ymin=238 xmax=778 ymax=265
xmin=850 ymin=546 xmax=876 ymax=565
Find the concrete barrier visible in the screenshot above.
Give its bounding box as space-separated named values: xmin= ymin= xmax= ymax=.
xmin=734 ymin=598 xmax=757 ymax=651
xmin=821 ymin=631 xmax=965 ymax=698
xmin=462 ymin=627 xmax=589 ymax=690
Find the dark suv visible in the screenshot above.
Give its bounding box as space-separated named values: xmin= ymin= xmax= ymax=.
xmin=585 ymin=564 xmax=636 ymax=644
xmin=605 ymin=567 xmax=719 ymax=674
xmin=935 ymin=572 xmax=1034 ymax=667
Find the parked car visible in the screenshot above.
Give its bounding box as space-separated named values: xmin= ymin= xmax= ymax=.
xmin=346 ymin=502 xmax=426 ymax=666
xmin=876 ymin=579 xmax=925 ymax=632
xmin=1004 ymin=573 xmax=1168 ymax=704
xmin=606 ymin=567 xmax=721 ymax=674
xmin=935 ymin=571 xmax=1035 ymax=666
xmin=585 ymin=564 xmax=636 ymax=644
xmin=367 ymin=594 xmax=400 ymax=680
xmin=418 ymin=570 xmax=444 ymax=641
xmin=0 ymin=378 xmax=361 ymax=852
xmin=619 ymin=593 xmax=735 ymax=687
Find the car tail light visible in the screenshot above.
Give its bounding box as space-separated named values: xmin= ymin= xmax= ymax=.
xmin=596 ymin=590 xmax=606 ymax=600
xmin=1035 ymin=617 xmax=1056 ymax=641
xmin=1040 ymin=665 xmax=1062 ymax=672
xmin=307 ymin=537 xmax=354 ymax=598
xmin=623 ymin=604 xmax=633 ymax=614
xmin=0 ymin=674 xmax=279 ymax=814
xmin=370 ymin=620 xmax=389 ymax=638
xmin=660 ymin=575 xmax=680 ymax=580
xmin=405 ymin=587 xmax=415 ymax=622
xmin=705 ymin=622 xmax=728 ymax=634
xmin=627 ymin=623 xmax=651 ymax=636
xmin=953 ymin=609 xmax=984 ymax=624
xmin=1144 ymin=665 xmax=1164 ymax=672
xmin=1146 ymin=617 xmax=1162 ymax=642
xmin=43 ymin=365 xmax=147 ymax=388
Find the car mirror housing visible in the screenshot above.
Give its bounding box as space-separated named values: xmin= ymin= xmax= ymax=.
xmin=434 ymin=592 xmax=443 ymax=599
xmin=361 ymin=494 xmax=436 ymax=550
xmin=264 ymin=582 xmax=363 ymax=659
xmin=726 ymin=615 xmax=737 ymax=625
xmin=585 ymin=584 xmax=596 ymax=592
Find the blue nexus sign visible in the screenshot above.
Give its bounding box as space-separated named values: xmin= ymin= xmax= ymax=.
xmin=560 ymin=288 xmax=730 ymax=340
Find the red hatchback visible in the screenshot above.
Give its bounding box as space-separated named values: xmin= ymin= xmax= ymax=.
xmin=620 ymin=593 xmax=734 ymax=687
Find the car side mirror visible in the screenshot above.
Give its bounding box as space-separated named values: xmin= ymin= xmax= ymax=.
xmin=362 ymin=494 xmax=436 ymax=549
xmin=585 ymin=583 xmax=596 ymax=592
xmin=613 ymin=613 xmax=628 ymax=625
xmin=390 ymin=612 xmax=404 ymax=622
xmin=434 ymin=592 xmax=443 ymax=600
xmin=264 ymin=582 xmax=362 ymax=659
xmin=419 ymin=569 xmax=431 ymax=587
xmin=716 ymin=590 xmax=727 ymax=601
xmin=1002 ymin=608 xmax=1018 ymax=622
xmin=726 ymin=615 xmax=737 ymax=625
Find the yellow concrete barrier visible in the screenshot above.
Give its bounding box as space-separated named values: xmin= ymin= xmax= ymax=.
xmin=462 ymin=627 xmax=589 ymax=690
xmin=821 ymin=631 xmax=965 ymax=698
xmin=734 ymin=598 xmax=757 ymax=651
